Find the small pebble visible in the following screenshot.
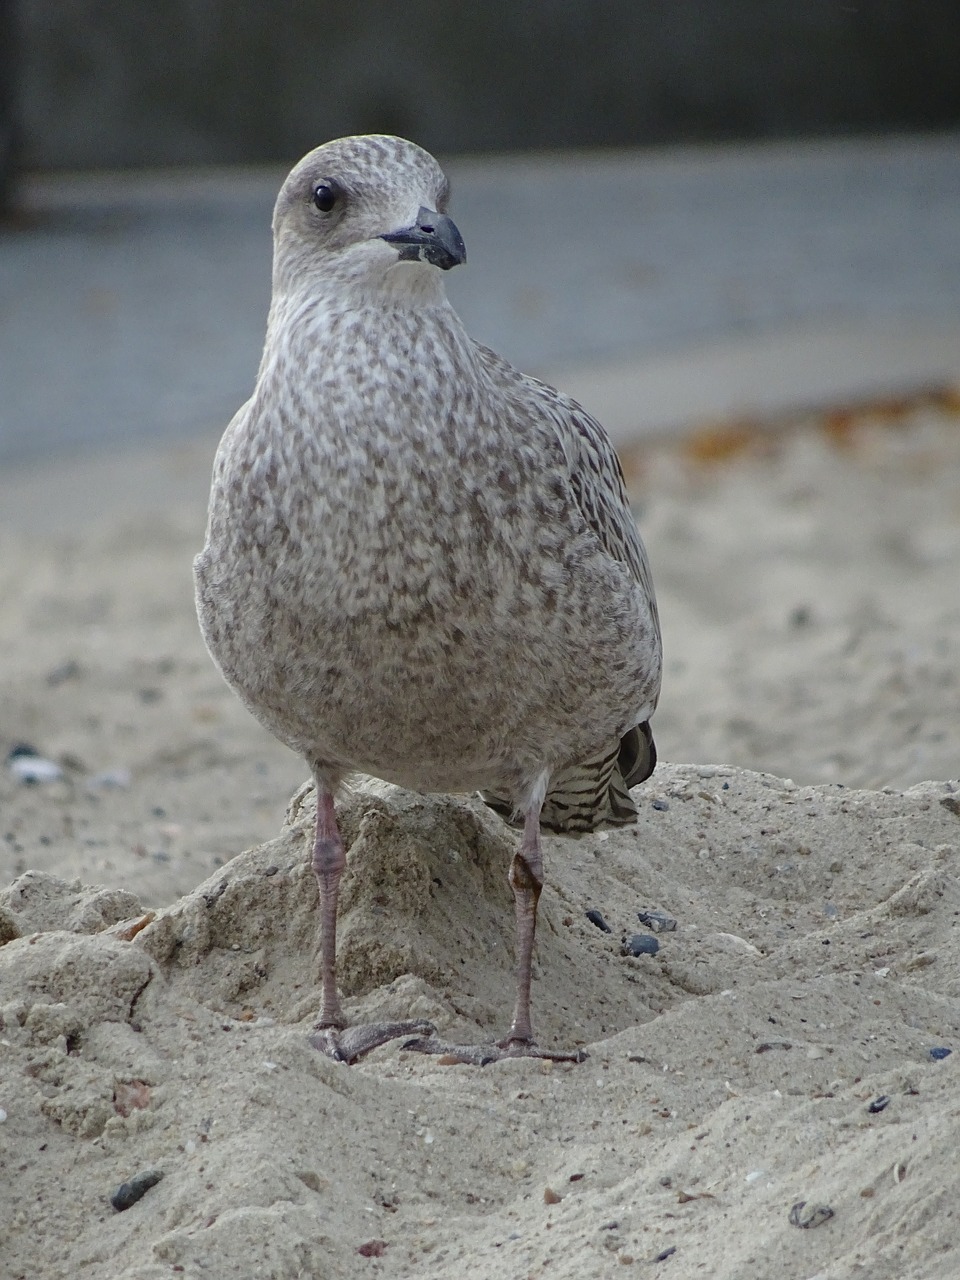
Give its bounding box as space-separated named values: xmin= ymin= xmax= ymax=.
xmin=357 ymin=1240 xmax=387 ymax=1258
xmin=637 ymin=910 xmax=677 ymax=933
xmin=203 ymin=881 xmax=228 ymax=907
xmin=7 ymin=745 xmax=63 ymax=784
xmin=46 ymin=659 xmax=82 ymax=686
xmin=651 ymin=798 xmax=669 ymax=811
xmin=544 ymin=1186 xmax=561 ymax=1205
xmin=622 ymin=933 xmax=659 ymax=957
xmin=790 ymin=604 xmax=812 ymax=627
xmin=585 ymin=909 xmax=611 ymax=933
xmin=654 ymin=1246 xmax=677 ymax=1262
xmin=111 ymin=1169 xmax=164 ymax=1211
xmin=87 ymin=768 xmax=132 ymax=790
xmin=789 ymin=1201 xmax=834 ymax=1229
xmin=112 ymin=1079 xmax=152 ymax=1116
xmin=929 ymin=1046 xmax=952 ymax=1061
xmin=111 ymin=911 xmax=156 ymax=942
xmin=867 ymin=1095 xmax=890 ymax=1114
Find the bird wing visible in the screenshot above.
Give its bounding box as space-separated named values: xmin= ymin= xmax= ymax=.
xmin=473 ymin=344 xmax=662 ymax=833
xmin=475 ymin=343 xmax=659 ymax=614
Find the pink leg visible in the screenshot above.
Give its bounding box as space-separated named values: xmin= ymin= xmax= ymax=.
xmin=307 ymin=779 xmax=434 ymax=1063
xmin=404 ymin=789 xmax=586 ymax=1065
xmin=312 ymin=786 xmax=347 ymax=1029
xmin=500 ymin=804 xmax=545 ymax=1048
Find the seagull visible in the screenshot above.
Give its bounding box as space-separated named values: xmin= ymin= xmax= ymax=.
xmin=195 ymin=135 xmax=662 ymax=1065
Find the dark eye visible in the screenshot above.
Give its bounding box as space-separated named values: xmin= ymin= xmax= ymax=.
xmin=312 ymin=181 xmax=340 ymax=213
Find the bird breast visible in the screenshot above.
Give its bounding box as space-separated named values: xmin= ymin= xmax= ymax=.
xmin=195 ymin=300 xmax=652 ymax=785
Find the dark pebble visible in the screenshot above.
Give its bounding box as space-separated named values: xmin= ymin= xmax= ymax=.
xmin=585 ymin=909 xmax=611 ymax=933
xmin=111 ymin=1169 xmax=164 ymax=1211
xmin=654 ymin=1245 xmax=677 ymax=1262
xmin=622 ymin=933 xmax=659 ymax=957
xmin=637 ymin=909 xmax=677 ymax=933
xmin=46 ymin=660 xmax=82 ymax=686
xmin=867 ymin=1095 xmax=890 ymax=1113
xmin=651 ymin=798 xmax=669 ymax=811
xmin=203 ymin=880 xmax=228 ymax=907
xmin=6 ymin=743 xmax=39 ymax=762
xmin=929 ymin=1046 xmax=952 ymax=1061
xmin=263 ymin=865 xmax=279 ymax=876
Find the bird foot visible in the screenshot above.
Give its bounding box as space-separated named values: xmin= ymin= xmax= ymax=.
xmin=309 ymin=1020 xmax=436 ymax=1064
xmin=401 ymin=1034 xmax=588 ymax=1066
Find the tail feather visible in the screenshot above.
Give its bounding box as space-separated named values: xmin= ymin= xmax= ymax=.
xmin=480 ymin=721 xmax=657 ymax=836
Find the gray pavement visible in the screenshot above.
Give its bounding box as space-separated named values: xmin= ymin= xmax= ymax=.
xmin=1 ymin=133 xmax=958 ymax=465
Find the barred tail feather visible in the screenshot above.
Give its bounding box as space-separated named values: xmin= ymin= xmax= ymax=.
xmin=480 ymin=721 xmax=657 ymax=836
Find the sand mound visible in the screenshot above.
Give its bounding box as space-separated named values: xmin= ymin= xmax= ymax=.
xmin=3 ymin=766 xmax=960 ymax=1278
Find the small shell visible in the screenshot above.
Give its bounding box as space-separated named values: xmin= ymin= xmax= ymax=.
xmin=789 ymin=1201 xmax=834 ymax=1229
xmin=637 ymin=909 xmax=677 ymax=932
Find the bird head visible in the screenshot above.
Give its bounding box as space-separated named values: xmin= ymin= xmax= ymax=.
xmin=271 ymin=134 xmax=466 ymax=304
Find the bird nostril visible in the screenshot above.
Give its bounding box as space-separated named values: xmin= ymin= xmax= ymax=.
xmin=420 ymin=223 xmax=435 ymax=234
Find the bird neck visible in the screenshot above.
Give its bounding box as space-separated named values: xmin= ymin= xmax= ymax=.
xmin=260 ymin=273 xmax=475 ymax=386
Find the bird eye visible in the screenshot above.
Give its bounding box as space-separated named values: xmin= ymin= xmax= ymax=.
xmin=312 ymin=181 xmax=340 ymax=213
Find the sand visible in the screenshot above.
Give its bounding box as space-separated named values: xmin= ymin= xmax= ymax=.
xmin=1 ymin=400 xmax=959 ymax=1278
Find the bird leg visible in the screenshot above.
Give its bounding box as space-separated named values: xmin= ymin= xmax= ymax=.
xmin=307 ymin=783 xmax=434 ymax=1063
xmin=404 ymin=796 xmax=587 ymax=1065
xmin=312 ymin=786 xmax=347 ymax=1030
xmin=500 ymin=804 xmax=546 ymax=1048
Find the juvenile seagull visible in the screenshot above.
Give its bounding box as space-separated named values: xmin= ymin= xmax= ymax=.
xmin=195 ymin=135 xmax=662 ymax=1065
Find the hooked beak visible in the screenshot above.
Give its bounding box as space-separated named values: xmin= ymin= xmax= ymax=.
xmin=380 ymin=207 xmax=466 ymax=271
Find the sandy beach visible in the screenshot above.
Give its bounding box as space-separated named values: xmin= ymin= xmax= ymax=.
xmin=2 ymin=396 xmax=960 ymax=1278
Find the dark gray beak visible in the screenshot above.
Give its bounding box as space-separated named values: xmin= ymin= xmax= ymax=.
xmin=380 ymin=207 xmax=466 ymax=271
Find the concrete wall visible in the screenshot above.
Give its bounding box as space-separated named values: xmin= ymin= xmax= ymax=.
xmin=10 ymin=0 xmax=960 ymax=170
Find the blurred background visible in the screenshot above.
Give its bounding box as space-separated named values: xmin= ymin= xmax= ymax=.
xmin=2 ymin=0 xmax=960 ymax=463
xmin=8 ymin=0 xmax=960 ymax=169
xmin=1 ymin=1 xmax=959 ymax=897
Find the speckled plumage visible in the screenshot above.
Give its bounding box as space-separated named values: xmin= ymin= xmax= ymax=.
xmin=195 ymin=135 xmax=662 ymax=1060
